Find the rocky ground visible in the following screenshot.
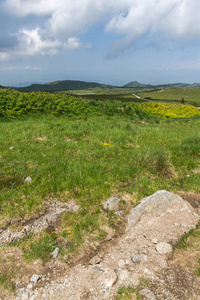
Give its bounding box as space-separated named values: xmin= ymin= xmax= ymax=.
xmin=1 ymin=190 xmax=200 ymax=300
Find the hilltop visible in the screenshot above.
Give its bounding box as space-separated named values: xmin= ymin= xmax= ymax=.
xmin=122 ymin=81 xmax=191 ymax=89
xmin=17 ymin=80 xmax=115 ymax=92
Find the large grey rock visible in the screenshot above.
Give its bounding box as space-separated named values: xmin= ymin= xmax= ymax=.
xmin=103 ymin=197 xmax=120 ymax=210
xmin=128 ymin=190 xmax=186 ymax=226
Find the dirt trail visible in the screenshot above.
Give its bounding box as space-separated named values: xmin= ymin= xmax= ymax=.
xmin=13 ymin=190 xmax=200 ymax=300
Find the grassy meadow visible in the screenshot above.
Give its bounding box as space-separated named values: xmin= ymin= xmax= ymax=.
xmin=136 ymin=87 xmax=200 ymax=106
xmin=0 ymin=87 xmax=200 ymax=295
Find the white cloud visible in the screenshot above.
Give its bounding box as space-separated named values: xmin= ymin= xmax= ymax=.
xmin=64 ymin=37 xmax=91 ymax=50
xmin=17 ymin=28 xmax=61 ymax=56
xmin=1 ymin=65 xmax=44 ymax=71
xmin=1 ymin=0 xmax=200 ymax=59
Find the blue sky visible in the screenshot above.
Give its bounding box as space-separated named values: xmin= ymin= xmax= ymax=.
xmin=1 ymin=0 xmax=200 ymax=86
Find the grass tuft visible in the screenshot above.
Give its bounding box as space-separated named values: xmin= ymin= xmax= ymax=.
xmin=23 ymin=232 xmax=58 ymax=263
xmin=116 ymin=286 xmax=139 ymax=300
xmin=0 ymin=273 xmax=15 ymax=293
xmin=143 ymin=148 xmax=177 ymax=179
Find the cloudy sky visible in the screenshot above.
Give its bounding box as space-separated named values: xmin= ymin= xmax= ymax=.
xmin=1 ymin=0 xmax=200 ymax=86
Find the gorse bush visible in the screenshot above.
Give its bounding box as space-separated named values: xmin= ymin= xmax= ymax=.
xmin=0 ymin=88 xmax=136 ymax=118
xmin=0 ymin=88 xmax=101 ymax=118
xmin=133 ymin=102 xmax=200 ymax=118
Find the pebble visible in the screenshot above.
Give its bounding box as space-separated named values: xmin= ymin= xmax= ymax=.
xmin=132 ymin=255 xmax=140 ymax=263
xmin=24 ymin=176 xmax=32 ymax=183
xmin=52 ymin=247 xmax=59 ymax=259
xmin=27 ymin=284 xmax=33 ymax=289
xmin=118 ymin=259 xmax=126 ymax=269
xmin=139 ymin=288 xmax=156 ymax=300
xmin=30 ymin=274 xmax=41 ymax=283
xmin=152 ymin=238 xmax=158 ymax=244
xmin=89 ymin=255 xmax=101 ymax=265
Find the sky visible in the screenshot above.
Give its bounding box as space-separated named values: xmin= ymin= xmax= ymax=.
xmin=1 ymin=0 xmax=200 ymax=86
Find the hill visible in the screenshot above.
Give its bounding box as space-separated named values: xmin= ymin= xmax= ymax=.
xmin=122 ymin=81 xmax=190 ymax=89
xmin=17 ymin=80 xmax=114 ymax=92
xmin=122 ymin=81 xmax=154 ymax=88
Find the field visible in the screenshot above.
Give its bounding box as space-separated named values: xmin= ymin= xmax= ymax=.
xmin=0 ymin=87 xmax=200 ymax=297
xmin=136 ymin=87 xmax=200 ymax=107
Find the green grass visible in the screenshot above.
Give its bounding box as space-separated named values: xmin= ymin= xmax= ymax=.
xmin=23 ymin=232 xmax=59 ymax=263
xmin=0 ymin=104 xmax=200 ymax=294
xmin=0 ymin=273 xmax=15 ymax=293
xmin=137 ymin=87 xmax=200 ymax=106
xmin=116 ymin=286 xmax=139 ymax=300
xmin=0 ymin=114 xmax=199 ymax=221
xmin=173 ymin=222 xmax=200 ymax=276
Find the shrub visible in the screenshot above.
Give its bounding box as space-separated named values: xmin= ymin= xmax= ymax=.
xmin=133 ymin=102 xmax=200 ymax=118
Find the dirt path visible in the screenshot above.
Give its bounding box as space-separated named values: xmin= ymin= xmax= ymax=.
xmin=132 ymin=94 xmax=153 ymax=102
xmin=14 ymin=191 xmax=200 ymax=300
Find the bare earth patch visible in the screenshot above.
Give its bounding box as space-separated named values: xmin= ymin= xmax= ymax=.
xmin=2 ymin=190 xmax=198 ymax=300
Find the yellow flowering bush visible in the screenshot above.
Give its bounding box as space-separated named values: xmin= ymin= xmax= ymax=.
xmin=133 ymin=102 xmax=200 ymax=118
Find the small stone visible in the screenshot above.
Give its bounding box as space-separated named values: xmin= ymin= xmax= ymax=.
xmin=155 ymin=242 xmax=172 ymax=254
xmin=117 ymin=269 xmax=131 ymax=282
xmin=132 ymin=255 xmax=140 ymax=263
xmin=102 ymin=269 xmax=117 ymax=288
xmin=27 ymin=284 xmax=33 ymax=289
xmin=24 ymin=176 xmax=32 ymax=183
xmin=128 ymin=234 xmax=135 ymax=241
xmin=21 ymin=293 xmax=29 ymax=300
xmin=52 ymin=247 xmax=59 ymax=259
xmin=141 ymin=254 xmax=148 ymax=262
xmin=89 ymin=255 xmax=101 ymax=265
xmin=152 ymin=238 xmax=158 ymax=244
xmin=118 ymin=259 xmax=126 ymax=269
xmin=139 ymin=288 xmax=156 ymax=300
xmin=143 ymin=269 xmax=151 ymax=275
xmin=30 ymin=274 xmax=41 ymax=283
xmin=103 ymin=197 xmax=120 ymax=211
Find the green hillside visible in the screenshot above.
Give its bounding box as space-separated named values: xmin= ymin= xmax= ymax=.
xmin=137 ymin=87 xmax=200 ymax=106
xmin=123 ymin=81 xmax=190 ymax=89
xmin=18 ymin=80 xmax=114 ymax=92
xmin=122 ymin=81 xmax=153 ymax=88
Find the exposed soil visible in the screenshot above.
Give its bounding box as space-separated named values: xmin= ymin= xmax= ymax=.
xmin=1 ymin=190 xmax=200 ymax=300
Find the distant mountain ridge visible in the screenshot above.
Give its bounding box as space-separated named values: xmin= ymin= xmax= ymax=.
xmin=17 ymin=80 xmax=114 ymax=92
xmin=1 ymin=79 xmax=200 ymax=91
xmin=122 ymin=81 xmax=191 ymax=88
